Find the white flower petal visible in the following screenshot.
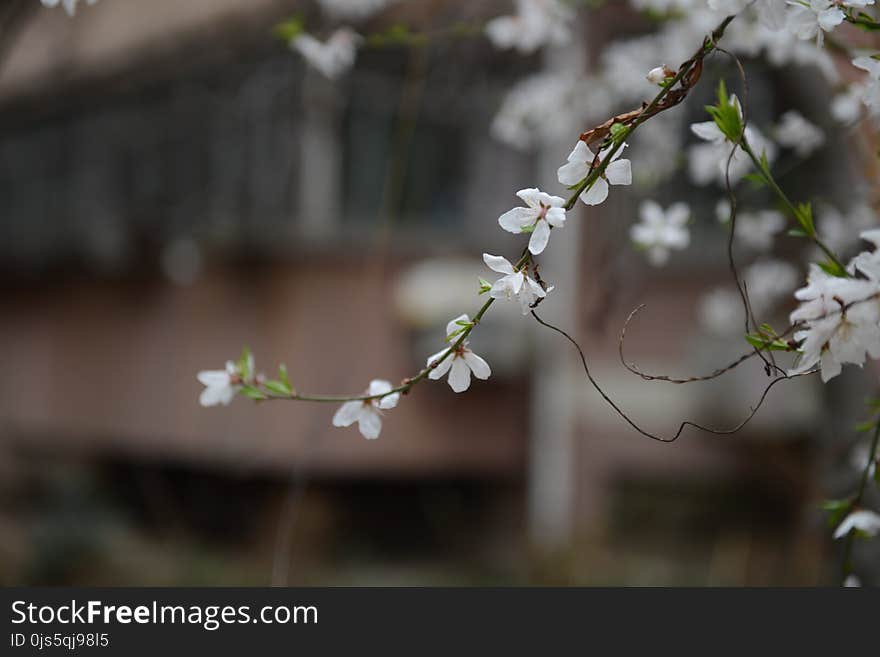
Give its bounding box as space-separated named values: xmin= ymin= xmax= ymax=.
xmin=332 ymin=401 xmax=363 ymax=427
xmin=448 ymin=357 xmax=472 ymax=393
xmin=605 ymin=159 xmax=632 ymax=186
xmin=580 ymin=177 xmax=609 ymax=206
xmin=557 ymin=159 xmax=589 ymax=186
xmin=368 ymin=379 xmax=393 ymax=397
xmin=498 ymin=207 xmax=537 ymax=233
xmin=528 ymin=219 xmax=552 ymax=255
xmin=428 ymin=351 xmax=454 ymax=380
xmin=462 ymin=351 xmax=491 ymax=380
xmin=445 ymin=314 xmax=470 ymax=337
xmin=377 ymin=391 xmax=399 ymax=410
xmin=198 ymin=370 xmax=229 ymax=387
xmin=515 ymin=187 xmax=543 ymax=208
xmin=483 ymin=253 xmax=515 ymax=275
xmin=357 ymin=408 xmax=382 ymax=439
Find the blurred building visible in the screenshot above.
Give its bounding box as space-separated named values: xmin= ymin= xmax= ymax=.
xmin=0 ymin=0 xmax=837 ymax=585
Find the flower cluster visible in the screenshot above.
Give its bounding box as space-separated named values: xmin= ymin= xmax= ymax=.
xmin=790 ymin=231 xmax=880 ymax=382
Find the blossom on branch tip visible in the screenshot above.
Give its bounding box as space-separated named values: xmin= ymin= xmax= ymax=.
xmin=426 ymin=314 xmax=491 ymax=393
xmin=483 ymin=253 xmax=552 ymax=315
xmin=291 ymin=28 xmax=361 ymax=80
xmin=833 ymin=509 xmax=880 ymax=539
xmin=789 ymin=260 xmax=880 ymax=382
xmin=630 ymin=201 xmax=690 ymax=266
xmin=646 ymin=66 xmax=673 ymax=85
xmin=198 ymin=357 xmax=250 ymax=408
xmin=332 ymin=379 xmax=400 ymax=440
xmin=497 ymin=188 xmax=566 ymax=255
xmin=557 ymin=140 xmax=632 ymax=206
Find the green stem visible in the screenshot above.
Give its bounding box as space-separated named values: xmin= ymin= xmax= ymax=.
xmin=739 ymin=137 xmax=846 ymax=275
xmin=261 ymin=14 xmax=739 ymax=405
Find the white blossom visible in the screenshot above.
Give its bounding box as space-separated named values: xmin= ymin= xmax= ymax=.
xmin=789 ymin=257 xmax=880 ymax=382
xmin=426 ymin=315 xmax=492 ymax=393
xmin=332 ymin=379 xmax=400 ymax=440
xmin=848 ymin=229 xmax=880 ymax=281
xmin=485 ymin=0 xmax=573 ymax=54
xmin=40 ymin=0 xmax=97 ymax=15
xmin=646 ymin=66 xmax=670 ymax=84
xmin=833 ymin=509 xmax=880 ymax=539
xmin=785 ymin=0 xmax=845 ymax=47
xmin=291 ymin=28 xmax=361 ymax=80
xmin=483 ymin=253 xmax=552 ymax=315
xmin=852 ymin=55 xmax=880 ymax=112
xmin=497 ymin=188 xmax=567 ymax=255
xmin=557 ymin=140 xmax=632 ymax=206
xmin=198 ymin=359 xmax=246 ymax=407
xmin=630 ymin=201 xmax=690 ymax=266
xmin=774 ymin=110 xmax=825 ymax=156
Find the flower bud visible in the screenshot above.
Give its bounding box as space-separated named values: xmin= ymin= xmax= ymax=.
xmin=646 ymin=66 xmax=673 ymax=85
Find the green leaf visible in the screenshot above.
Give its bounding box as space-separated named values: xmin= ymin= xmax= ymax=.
xmin=237 ymin=347 xmax=253 ymax=380
xmin=745 ymin=332 xmax=791 ymax=352
xmin=264 ymin=380 xmax=292 ymax=397
xmin=705 ymin=80 xmax=743 ymax=142
xmin=743 ymin=172 xmax=766 ymax=188
xmin=854 ymin=420 xmax=877 ymax=433
xmin=445 ymin=327 xmax=465 ymax=342
xmin=787 ymin=228 xmax=808 ymax=238
xmin=278 ymin=364 xmax=291 ymax=388
xmin=818 ymin=259 xmax=847 ymax=278
xmin=793 ymin=202 xmax=815 ymax=236
xmin=478 ymin=278 xmax=491 ymax=295
xmin=822 ymin=498 xmax=854 ymax=528
xmin=240 ymin=386 xmax=267 ymax=401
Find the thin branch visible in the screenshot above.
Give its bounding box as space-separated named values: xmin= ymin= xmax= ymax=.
xmin=617 ymin=304 xmax=761 ymax=384
xmin=532 ymin=310 xmax=816 ymax=444
xmin=252 ymin=13 xmax=741 ymax=405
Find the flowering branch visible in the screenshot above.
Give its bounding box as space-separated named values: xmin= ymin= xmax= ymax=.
xmin=197 ymin=13 xmax=740 ymax=407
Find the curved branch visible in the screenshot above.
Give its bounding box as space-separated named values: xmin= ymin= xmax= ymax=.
xmin=617 ymin=304 xmax=760 ymax=384
xmin=532 ymin=310 xmax=815 ymax=444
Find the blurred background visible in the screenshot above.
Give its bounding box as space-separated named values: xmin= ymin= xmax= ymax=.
xmin=0 ymin=0 xmax=877 ymax=586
